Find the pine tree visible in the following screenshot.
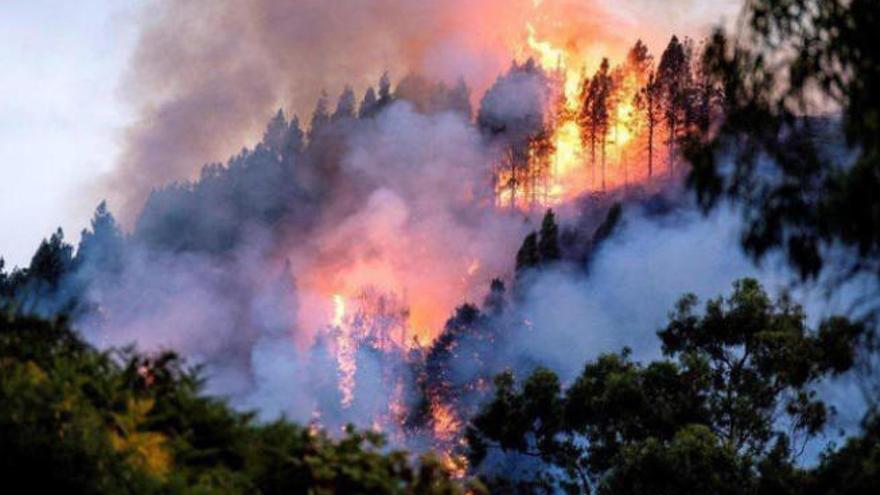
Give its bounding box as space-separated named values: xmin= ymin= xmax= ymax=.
xmin=583 ymin=59 xmax=613 ymax=190
xmin=283 ymin=116 xmax=305 ymax=157
xmin=332 ymin=86 xmax=356 ymax=122
xmin=515 ymin=232 xmax=540 ymax=273
xmin=687 ymin=41 xmax=721 ymax=135
xmin=309 ymin=92 xmax=331 ymax=142
xmin=377 ymin=72 xmax=393 ymax=109
xmin=626 ymin=39 xmax=653 ymax=87
xmin=359 ymin=87 xmax=378 ymax=118
xmin=76 ymin=201 xmax=124 ymax=274
xmin=483 ymin=278 xmax=506 ymax=316
xmin=28 ymin=228 xmax=73 ymax=288
xmin=538 ymin=209 xmax=561 ymax=263
xmin=0 ymin=258 xmax=6 ymax=296
xmin=635 ymin=71 xmax=662 ymax=177
xmin=262 ymin=109 xmax=288 ymax=158
xmin=657 ymin=35 xmax=692 ymax=173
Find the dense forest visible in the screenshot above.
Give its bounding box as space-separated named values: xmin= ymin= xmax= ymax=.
xmin=2 ymin=0 xmax=880 ymax=493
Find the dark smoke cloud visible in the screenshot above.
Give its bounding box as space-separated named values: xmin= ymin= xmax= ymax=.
xmin=109 ymin=0 xmax=739 ymax=220
xmin=111 ymin=0 xmax=530 ymax=218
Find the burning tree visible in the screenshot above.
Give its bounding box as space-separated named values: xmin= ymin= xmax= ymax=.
xmin=478 ymin=59 xmax=556 ymax=208
xmin=580 ymin=58 xmax=614 ymax=191
xmin=486 ymin=27 xmax=724 ymax=208
xmin=656 ymin=35 xmax=694 ymax=173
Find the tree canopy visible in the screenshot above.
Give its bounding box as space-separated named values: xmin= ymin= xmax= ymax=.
xmin=0 ymin=309 xmax=474 ymax=494
xmin=466 ymin=278 xmax=869 ymax=494
xmin=686 ymin=0 xmax=880 ymax=284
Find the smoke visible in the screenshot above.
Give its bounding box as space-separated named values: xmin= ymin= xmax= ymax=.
xmin=78 ymin=98 xmax=530 ymax=427
xmin=63 ymin=0 xmax=780 ymax=444
xmin=287 ymin=101 xmax=529 ymax=345
xmin=110 ymin=0 xmax=741 ymax=220
xmin=510 ymin=205 xmax=764 ymax=381
xmin=111 ymin=0 xmax=527 ymax=218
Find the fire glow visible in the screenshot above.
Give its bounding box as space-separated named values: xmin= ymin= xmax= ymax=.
xmin=296 ymin=10 xmax=681 ymax=468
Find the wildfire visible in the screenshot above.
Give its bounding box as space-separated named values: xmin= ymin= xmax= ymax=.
xmin=431 ymin=398 xmax=468 ymax=478
xmin=431 ymin=399 xmax=461 ymax=443
xmin=332 ymin=293 xmax=346 ymax=327
xmin=331 ymin=293 xmax=357 ymax=407
xmin=301 ymin=2 xmax=679 ymax=470
xmin=502 ymin=17 xmax=650 ymax=209
xmin=614 ymin=100 xmax=635 ymax=146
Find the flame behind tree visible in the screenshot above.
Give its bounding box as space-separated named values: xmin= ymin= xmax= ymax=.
xmin=485 ymin=26 xmax=720 ymax=208
xmin=311 ymin=28 xmax=726 ymax=454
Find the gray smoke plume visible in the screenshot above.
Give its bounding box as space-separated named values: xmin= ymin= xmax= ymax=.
xmin=109 ymin=0 xmax=740 ymax=220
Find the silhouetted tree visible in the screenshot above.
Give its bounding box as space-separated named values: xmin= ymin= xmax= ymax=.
xmin=625 ymin=39 xmax=653 ymax=87
xmin=687 ymin=40 xmax=722 ymax=135
xmin=687 ymin=0 xmax=880 ymax=287
xmin=581 ymin=59 xmax=613 ymax=190
xmin=359 ymin=86 xmax=378 ymax=118
xmin=76 ymin=201 xmax=124 ymax=275
xmin=657 ymin=35 xmax=691 ymax=173
xmin=478 ymin=59 xmax=552 ymax=206
xmin=308 ymin=92 xmax=331 ymax=141
xmin=635 ymin=72 xmax=662 ymax=176
xmin=283 ymin=115 xmax=305 ymax=157
xmin=28 ymin=228 xmax=73 ymax=289
xmin=377 ymin=72 xmax=393 ymax=109
xmin=515 ymin=232 xmax=539 ymax=274
xmin=483 ymin=279 xmax=507 ymax=316
xmin=331 ymin=86 xmax=356 ymax=122
xmin=262 ymin=109 xmax=288 ymax=159
xmin=538 ymin=209 xmax=560 ymax=263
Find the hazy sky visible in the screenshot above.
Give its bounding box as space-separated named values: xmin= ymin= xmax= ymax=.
xmin=0 ymin=0 xmax=138 ymax=267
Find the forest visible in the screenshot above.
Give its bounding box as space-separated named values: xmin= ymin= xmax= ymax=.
xmin=2 ymin=0 xmax=879 ymax=493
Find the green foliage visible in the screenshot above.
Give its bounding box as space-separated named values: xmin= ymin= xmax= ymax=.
xmin=466 ymin=279 xmax=866 ymax=493
xmin=600 ymin=425 xmax=750 ymax=495
xmin=0 ymin=310 xmax=466 ymax=494
xmin=28 ymin=228 xmax=74 ymax=288
xmin=685 ymin=0 xmax=880 ymax=282
xmin=0 ymin=311 xmax=161 ymax=494
xmin=659 ymin=278 xmax=864 ymax=452
xmin=810 ymin=413 xmax=880 ymax=495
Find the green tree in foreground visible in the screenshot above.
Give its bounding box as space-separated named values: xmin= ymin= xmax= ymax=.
xmin=466 ymin=278 xmax=867 ymax=494
xmin=0 ymin=309 xmax=472 ymax=495
xmin=684 ymin=0 xmax=880 ymax=417
xmin=686 ymin=0 xmax=880 ymax=283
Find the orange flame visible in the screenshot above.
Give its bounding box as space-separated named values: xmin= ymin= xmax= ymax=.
xmin=331 ymin=293 xmax=357 ymax=407
xmin=499 ymin=18 xmax=654 ymax=209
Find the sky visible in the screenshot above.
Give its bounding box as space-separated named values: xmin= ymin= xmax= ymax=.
xmin=0 ymin=0 xmax=139 ymax=268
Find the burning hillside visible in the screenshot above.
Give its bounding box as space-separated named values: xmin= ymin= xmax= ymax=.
xmin=2 ymin=0 xmax=730 ymax=478
xmin=6 ymin=0 xmax=880 ymax=492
